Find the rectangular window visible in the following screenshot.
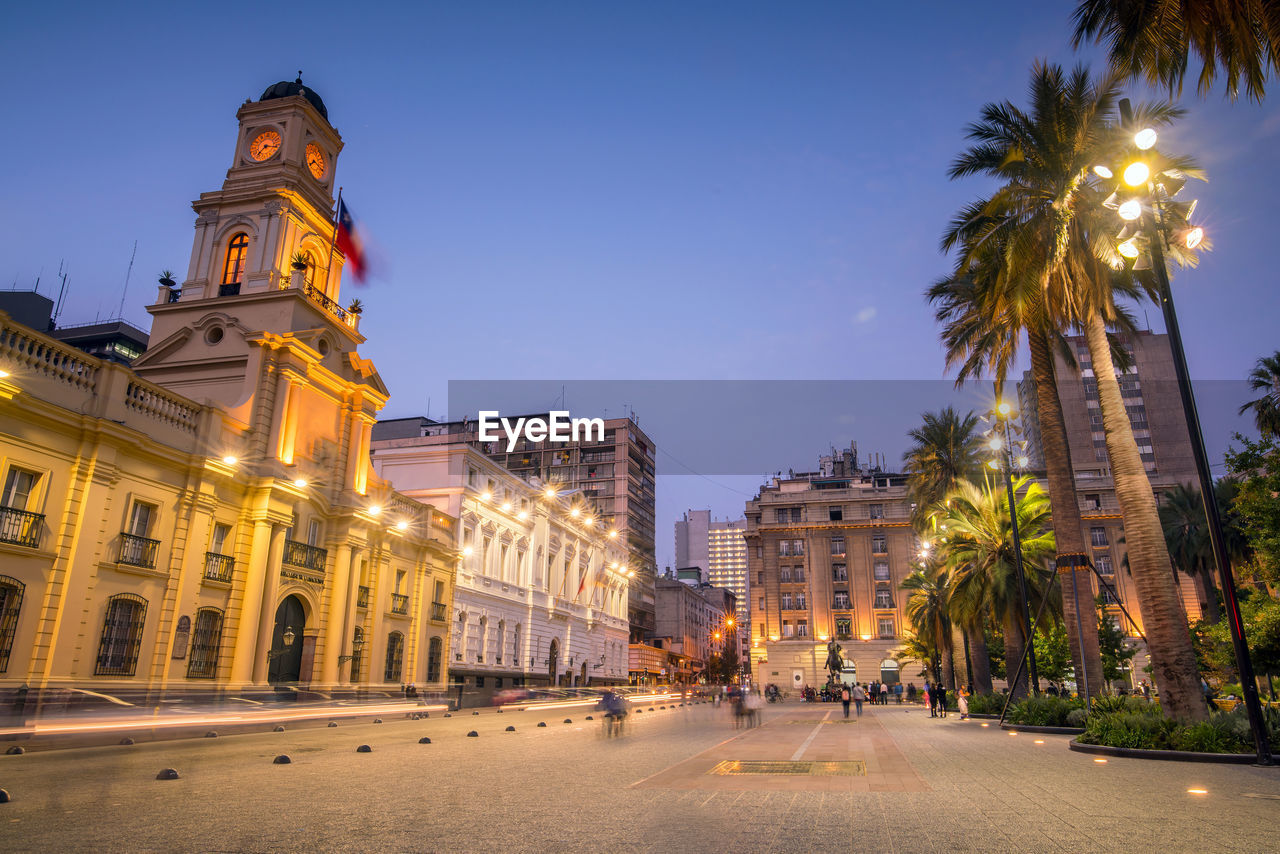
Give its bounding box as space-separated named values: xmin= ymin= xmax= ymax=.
xmin=783 ymin=622 xmax=793 ymax=638
xmin=835 ymin=618 xmax=851 ymax=638
xmin=434 ymin=579 xmax=445 ymax=603
xmin=872 ymin=533 xmax=887 ymax=554
xmin=781 ymin=593 xmax=792 ymax=610
xmin=127 ymin=501 xmax=154 ymax=537
xmin=793 ymin=567 xmax=805 ymax=583
xmin=878 ymin=618 xmax=895 ymax=638
xmin=758 ymin=597 xmax=764 ymax=611
xmin=873 ymin=561 xmax=890 ymax=581
xmin=775 ymin=508 xmax=789 ymax=523
xmin=1 ymin=468 xmax=38 ymax=510
xmin=1090 ymin=526 xmax=1109 ymax=547
xmin=828 ymin=506 xmax=843 ymax=521
xmin=307 ymin=519 xmax=321 ymax=547
xmin=186 ymin=609 xmax=224 ymax=679
xmin=1096 ymin=555 xmax=1114 ymax=575
xmin=795 ymin=593 xmax=806 ymax=609
xmin=875 ymin=587 xmax=893 ymax=608
xmin=756 ymin=571 xmax=764 ymax=585
xmin=1085 ymin=494 xmax=1101 ymax=511
xmin=833 ymin=592 xmax=850 ymax=609
xmin=780 ymin=567 xmax=791 ymax=583
xmin=830 ymin=536 xmax=845 ymax=556
xmin=869 ymin=504 xmax=884 ymax=520
xmin=210 ymin=523 xmax=230 ymax=555
xmin=796 ymin=621 xmax=808 ymax=637
xmin=832 ymin=564 xmax=848 ymax=582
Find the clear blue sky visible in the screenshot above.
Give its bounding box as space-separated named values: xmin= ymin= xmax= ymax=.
xmin=4 ymin=2 xmax=1277 ymax=571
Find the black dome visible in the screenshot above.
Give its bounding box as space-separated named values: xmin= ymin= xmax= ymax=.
xmin=260 ymin=76 xmax=329 ymax=121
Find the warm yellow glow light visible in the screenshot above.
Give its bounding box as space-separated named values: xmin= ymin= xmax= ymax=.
xmin=584 ymin=517 xmax=595 ymax=526
xmin=368 ymin=505 xmax=382 ymax=516
xmin=988 ymin=436 xmax=1003 ymax=451
xmin=517 ymin=510 xmax=529 ymax=521
xmin=395 ymin=520 xmax=409 ymax=532
xmin=1123 ymin=161 xmax=1150 ymax=186
xmin=1016 ymin=455 xmax=1029 ymax=468
xmin=462 ymin=546 xmax=473 ymax=557
xmin=980 ymin=722 xmax=989 ymax=727
xmin=480 ymin=491 xmax=492 ymax=502
xmin=860 ymin=634 xmax=872 ymax=641
xmin=501 ymin=502 xmax=512 ymax=512
xmin=293 ymin=478 xmax=308 ymax=489
xmin=1034 ymin=739 xmax=1045 ymax=744
xmin=726 ymin=617 xmax=734 ymax=627
xmin=770 ymin=635 xmax=780 ymax=642
xmin=544 ymin=487 xmax=557 ymax=498
xmin=1118 ymin=239 xmax=1140 ymax=258
xmin=996 ymin=401 xmax=1012 ymax=417
xmin=1094 ymin=758 xmax=1108 ymax=764
xmin=608 ymin=530 xmax=618 ymax=539
xmin=1009 ymin=731 xmax=1017 ymax=737
xmin=1134 ymin=128 xmax=1157 ymax=150
xmin=1092 ymin=164 xmax=1113 ymax=179
xmin=570 ymin=507 xmax=580 ymax=518
xmin=987 ymin=459 xmax=1000 ymax=470
xmin=221 ymin=455 xmax=238 ymax=466
xmin=611 ymin=562 xmax=620 ymax=570
xmin=1187 ymin=788 xmax=1208 ymax=795
xmin=1184 ymin=226 xmax=1204 ymax=249
xmin=1118 ymin=200 xmax=1142 ymax=221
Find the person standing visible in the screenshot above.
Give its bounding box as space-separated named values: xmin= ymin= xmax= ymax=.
xmin=841 ymin=685 xmax=852 ymax=719
xmin=924 ymin=683 xmax=934 ymax=717
xmin=879 ymin=682 xmax=889 ymax=705
xmin=958 ymin=686 xmax=970 ymax=720
xmin=934 ymin=684 xmax=947 ymax=718
xmin=894 ymin=682 xmax=903 ymax=704
xmin=851 ymin=682 xmax=866 ymax=718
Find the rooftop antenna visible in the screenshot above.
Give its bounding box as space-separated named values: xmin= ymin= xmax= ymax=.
xmin=53 ymin=261 xmax=70 ymax=328
xmin=117 ymin=240 xmax=137 ymax=320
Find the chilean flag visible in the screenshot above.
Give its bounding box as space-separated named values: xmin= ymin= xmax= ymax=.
xmin=335 ymin=199 xmax=368 ymax=283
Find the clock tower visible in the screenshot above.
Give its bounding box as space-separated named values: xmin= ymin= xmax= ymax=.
xmin=133 ymin=76 xmax=385 ymax=496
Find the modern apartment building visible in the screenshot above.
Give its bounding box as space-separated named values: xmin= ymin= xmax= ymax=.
xmin=676 ymin=510 xmax=750 ymax=661
xmin=654 ymin=576 xmax=727 ymax=684
xmin=368 ymin=442 xmax=630 ymax=704
xmin=745 ymin=443 xmax=919 ymax=692
xmin=1017 ymin=330 xmax=1204 ymax=629
xmin=371 ymin=414 xmax=658 ymax=643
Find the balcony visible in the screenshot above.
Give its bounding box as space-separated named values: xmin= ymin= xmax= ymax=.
xmin=0 ymin=506 xmax=43 ymax=549
xmin=118 ymin=533 xmax=160 ymax=569
xmin=357 ymin=586 xmax=370 ymax=609
xmin=390 ymin=594 xmax=409 ymax=615
xmin=203 ymin=552 xmax=234 ymax=583
xmin=430 ymin=601 xmax=447 ymax=622
xmin=283 ymin=540 xmax=327 ymax=572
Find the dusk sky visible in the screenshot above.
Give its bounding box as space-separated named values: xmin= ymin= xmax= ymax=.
xmin=4 ymin=2 xmax=1277 ymax=572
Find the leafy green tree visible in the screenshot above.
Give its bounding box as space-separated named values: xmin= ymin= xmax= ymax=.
xmin=1033 ymin=624 xmax=1074 ymax=691
xmin=1097 ymin=604 xmax=1138 ymax=687
xmin=1073 ymin=0 xmax=1280 ymax=100
xmin=903 ymin=407 xmax=984 ymax=523
xmin=1224 ymin=434 xmax=1280 ymax=586
xmin=1192 ymin=589 xmax=1280 ymax=696
xmin=1239 ymin=351 xmax=1280 ymax=438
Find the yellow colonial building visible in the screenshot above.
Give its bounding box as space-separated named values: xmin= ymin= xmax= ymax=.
xmin=0 ymin=78 xmax=456 ymax=701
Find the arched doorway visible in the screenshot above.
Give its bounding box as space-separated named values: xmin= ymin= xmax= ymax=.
xmin=548 ymin=638 xmax=559 ymax=686
xmin=268 ymin=595 xmax=306 ymax=684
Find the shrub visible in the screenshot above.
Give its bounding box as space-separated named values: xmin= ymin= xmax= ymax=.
xmin=1006 ymin=695 xmax=1084 ymax=726
xmin=965 ymin=693 xmax=1006 ymax=716
xmin=1079 ymin=705 xmax=1258 ymax=753
xmin=1065 ymin=708 xmax=1088 ymax=728
xmin=1089 ymin=695 xmax=1150 ymax=715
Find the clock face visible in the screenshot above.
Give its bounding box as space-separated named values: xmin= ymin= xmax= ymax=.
xmin=306 ymin=143 xmax=327 ymax=179
xmin=249 ymin=130 xmax=282 ymax=162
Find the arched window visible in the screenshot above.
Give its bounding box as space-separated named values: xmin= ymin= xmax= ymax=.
xmin=0 ymin=575 xmax=24 ymax=673
xmin=222 ymin=233 xmax=248 ymax=289
xmin=186 ymin=608 xmax=224 ymax=679
xmin=427 ymin=636 xmax=442 ymax=682
xmin=302 ymin=251 xmax=317 ymax=289
xmin=95 ymin=594 xmax=147 ymax=676
xmin=384 ymin=631 xmax=405 ymax=682
xmin=880 ymin=658 xmax=900 ymax=685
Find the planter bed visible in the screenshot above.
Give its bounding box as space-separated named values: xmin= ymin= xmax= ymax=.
xmin=1001 ymin=723 xmax=1084 ymax=735
xmin=1068 ymin=738 xmax=1279 ymax=764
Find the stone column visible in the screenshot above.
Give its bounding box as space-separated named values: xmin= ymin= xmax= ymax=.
xmin=228 ymin=519 xmax=275 ymax=686
xmin=319 ymin=543 xmax=354 ymax=685
xmin=251 ymin=525 xmax=289 ymax=684
xmin=341 ymin=549 xmax=365 ymax=684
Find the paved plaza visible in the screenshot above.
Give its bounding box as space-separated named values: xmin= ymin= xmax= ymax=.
xmin=2 ymin=700 xmax=1278 ymax=852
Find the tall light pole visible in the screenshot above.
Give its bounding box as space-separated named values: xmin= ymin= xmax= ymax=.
xmin=989 ymin=403 xmax=1040 ymax=697
xmin=1108 ymin=100 xmax=1272 ymax=765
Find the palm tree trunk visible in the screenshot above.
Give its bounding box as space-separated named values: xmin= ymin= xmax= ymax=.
xmin=1003 ymin=610 xmax=1028 ymax=699
xmin=968 ymin=621 xmax=994 ymax=694
xmin=1084 ymin=315 xmax=1207 ymax=721
xmin=1194 ymin=558 xmax=1222 ymax=624
xmin=1027 ymin=326 xmax=1106 ymax=700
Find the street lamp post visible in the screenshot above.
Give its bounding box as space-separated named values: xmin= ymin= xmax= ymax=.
xmin=1112 ymin=100 xmax=1272 ymax=765
xmin=990 ymin=406 xmax=1040 ymax=698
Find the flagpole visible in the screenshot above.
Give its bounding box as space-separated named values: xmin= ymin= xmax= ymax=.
xmin=325 ymin=186 xmax=342 ymax=295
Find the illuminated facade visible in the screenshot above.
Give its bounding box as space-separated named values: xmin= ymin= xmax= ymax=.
xmin=0 ymin=79 xmax=456 ymax=700
xmin=369 ymin=441 xmax=630 ymax=703
xmin=745 ymin=443 xmax=921 ymax=691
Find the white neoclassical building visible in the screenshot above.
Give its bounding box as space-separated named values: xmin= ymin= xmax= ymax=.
xmin=370 ymin=441 xmax=631 ymax=705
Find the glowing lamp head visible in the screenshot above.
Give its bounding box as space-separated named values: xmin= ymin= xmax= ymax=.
xmin=1092 ymin=164 xmax=1113 ymax=179
xmin=1016 ymin=455 xmax=1030 ymax=469
xmin=462 ymin=546 xmax=474 ymax=557
xmin=395 ymin=520 xmax=409 ymax=532
xmin=570 ymin=507 xmax=580 ymax=518
xmin=480 ymin=491 xmax=492 ymax=502
xmin=611 ymin=562 xmax=620 ymax=570
xmin=543 ymin=487 xmax=557 ymax=499
xmin=292 ymin=478 xmax=308 ymax=489
xmin=1118 ymin=200 xmax=1142 ymax=221
xmin=608 ymin=529 xmax=618 ymax=539
xmin=501 ymin=502 xmax=512 ymax=512
xmin=726 ymin=617 xmax=734 ymax=627
xmin=1123 ymin=161 xmax=1150 ymax=187
xmin=988 ymin=436 xmax=1003 ymax=452
xmin=996 ymin=402 xmax=1012 ymax=417
xmin=517 ymin=510 xmax=529 ymax=521
xmin=584 ymin=517 xmax=595 ymax=526
xmin=1133 ymin=128 xmax=1157 ymax=150
xmin=987 ymin=459 xmax=1000 ymax=470
xmin=1184 ymin=226 xmax=1204 ymax=249
xmin=368 ymin=505 xmax=383 ymax=516
xmin=1118 ymin=239 xmax=1140 ymax=259
xmin=221 ymin=455 xmax=238 ymax=466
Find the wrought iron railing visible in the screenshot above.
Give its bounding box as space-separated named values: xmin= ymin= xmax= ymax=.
xmin=430 ymin=601 xmax=447 ymax=622
xmin=0 ymin=507 xmax=43 ymax=549
xmin=390 ymin=594 xmax=409 ymax=615
xmin=357 ymin=586 xmax=370 ymax=608
xmin=118 ymin=533 xmax=160 ymax=568
xmin=203 ymin=552 xmax=234 ymax=583
xmin=283 ymin=539 xmax=326 ymax=572
xmin=303 ymin=282 xmax=351 ymax=324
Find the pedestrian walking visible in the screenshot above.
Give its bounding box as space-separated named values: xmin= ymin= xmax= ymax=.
xmin=907 ymin=683 xmax=917 ymax=704
xmin=958 ymin=686 xmax=969 ymax=720
xmin=934 ymin=684 xmax=947 ymax=718
xmin=924 ymin=683 xmax=934 ymax=717
xmin=894 ymin=682 xmax=903 ymax=704
xmin=879 ymin=682 xmax=889 ymax=705
xmin=841 ymin=685 xmax=851 ymax=719
xmin=851 ymin=683 xmax=866 ymax=718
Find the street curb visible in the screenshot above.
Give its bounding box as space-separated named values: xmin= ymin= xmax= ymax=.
xmin=1067 ymin=738 xmax=1280 ymax=764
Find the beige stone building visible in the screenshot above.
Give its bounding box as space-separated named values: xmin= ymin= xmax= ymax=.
xmin=0 ymin=78 xmax=456 ymax=701
xmin=746 ymin=444 xmax=920 ymax=692
xmin=368 ymin=440 xmax=630 ymax=704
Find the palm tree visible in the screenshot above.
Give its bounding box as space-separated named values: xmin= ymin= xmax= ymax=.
xmin=1239 ymin=351 xmax=1280 ymax=437
xmin=902 ymin=407 xmax=985 ymax=523
xmin=902 ymin=564 xmax=954 ymax=687
xmin=1072 ymin=0 xmax=1280 ymax=100
xmin=1161 ymin=482 xmax=1222 ymax=623
xmin=936 ymin=62 xmax=1116 ymax=702
xmin=942 ymin=475 xmax=1058 ymax=699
